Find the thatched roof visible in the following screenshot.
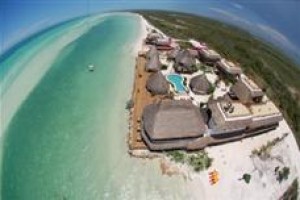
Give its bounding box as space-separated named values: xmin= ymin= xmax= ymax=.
xmin=142 ymin=100 xmax=206 ymax=141
xmin=145 ymin=46 xmax=161 ymax=72
xmin=146 ymin=72 xmax=169 ymax=95
xmin=199 ymin=49 xmax=221 ymax=63
xmin=216 ymin=59 xmax=242 ymax=75
xmin=146 ymin=45 xmax=159 ymax=60
xmin=168 ymin=48 xmax=180 ymax=59
xmin=175 ymin=49 xmax=196 ymax=68
xmin=231 ymin=77 xmax=264 ymax=104
xmin=189 ymin=75 xmax=210 ymax=95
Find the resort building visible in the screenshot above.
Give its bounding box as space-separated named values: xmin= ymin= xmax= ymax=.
xmin=216 ymin=59 xmax=242 ymax=76
xmin=145 ymin=32 xmax=161 ymax=44
xmin=146 ymin=45 xmax=159 ymax=60
xmin=188 ymin=49 xmax=199 ymax=57
xmin=141 ymin=100 xmax=207 ymax=150
xmin=155 ymin=37 xmax=172 ymax=46
xmin=167 ymin=48 xmax=180 ymax=60
xmin=145 ymin=46 xmax=161 ymax=72
xmin=189 ymin=74 xmax=211 ymax=95
xmin=146 ymin=72 xmax=169 ymax=95
xmin=189 ymin=39 xmax=207 ymax=50
xmin=131 ymin=27 xmax=285 ymax=152
xmin=174 ymin=50 xmax=197 ymax=73
xmin=207 ymin=99 xmax=282 ymax=138
xmin=249 ymin=101 xmax=283 ymax=129
xmin=198 ymin=48 xmax=221 ymax=64
xmin=231 ymin=75 xmax=264 ymax=104
xmin=208 ymin=100 xmax=253 ymax=137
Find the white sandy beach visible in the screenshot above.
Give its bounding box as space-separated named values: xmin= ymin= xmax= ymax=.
xmin=136 ymin=15 xmax=300 ymax=200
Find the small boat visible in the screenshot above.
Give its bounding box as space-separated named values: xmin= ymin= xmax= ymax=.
xmin=88 ymin=64 xmax=95 ymax=72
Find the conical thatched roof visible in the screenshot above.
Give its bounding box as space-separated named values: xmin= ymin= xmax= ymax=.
xmin=146 ymin=72 xmax=169 ymax=95
xmin=175 ymin=49 xmax=195 ymax=68
xmin=189 ymin=75 xmax=211 ymax=95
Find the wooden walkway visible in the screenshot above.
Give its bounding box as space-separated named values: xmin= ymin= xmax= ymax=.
xmin=128 ymin=55 xmax=161 ymax=150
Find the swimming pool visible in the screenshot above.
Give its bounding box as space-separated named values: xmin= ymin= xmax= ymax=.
xmin=166 ymin=74 xmax=186 ymax=93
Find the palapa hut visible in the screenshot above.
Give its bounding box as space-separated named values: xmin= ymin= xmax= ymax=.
xmin=145 ymin=46 xmax=161 ymax=72
xmin=174 ymin=50 xmax=197 ymax=74
xmin=216 ymin=59 xmax=242 ymax=76
xmin=141 ymin=100 xmax=207 ymax=150
xmin=146 ymin=72 xmax=169 ymax=95
xmin=189 ymin=75 xmax=211 ymax=95
xmin=231 ymin=75 xmax=264 ymax=104
xmin=198 ymin=48 xmax=221 ymax=64
xmin=146 ymin=32 xmax=161 ymax=44
xmin=146 ymin=45 xmax=159 ymax=60
xmin=168 ymin=48 xmax=180 ymax=60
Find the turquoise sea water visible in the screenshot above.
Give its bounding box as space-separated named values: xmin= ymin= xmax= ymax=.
xmin=1 ymin=13 xmax=193 ymax=200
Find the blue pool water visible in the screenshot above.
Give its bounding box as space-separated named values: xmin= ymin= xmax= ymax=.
xmin=166 ymin=74 xmax=186 ymax=93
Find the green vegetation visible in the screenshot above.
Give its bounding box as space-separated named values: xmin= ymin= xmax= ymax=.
xmin=166 ymin=150 xmax=185 ymax=163
xmin=281 ymin=179 xmax=299 ymax=200
xmin=251 ymin=133 xmax=288 ymax=160
xmin=136 ymin=11 xmax=300 ymax=147
xmin=197 ymin=64 xmax=212 ymax=73
xmin=187 ymin=151 xmax=213 ymax=172
xmin=177 ymin=40 xmax=193 ymax=49
xmin=221 ymin=73 xmax=237 ymax=85
xmin=276 ymin=166 xmax=290 ymax=183
xmin=207 ymin=84 xmax=215 ymax=94
xmin=126 ymin=99 xmax=134 ymax=110
xmin=242 ymin=173 xmax=252 ymax=184
xmin=166 ymin=150 xmax=213 ymax=172
xmin=161 ymin=64 xmax=168 ymax=70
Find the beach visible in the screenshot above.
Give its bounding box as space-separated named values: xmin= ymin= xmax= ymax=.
xmin=1 ymin=12 xmax=300 ymax=200
xmin=131 ymin=15 xmax=300 ymax=200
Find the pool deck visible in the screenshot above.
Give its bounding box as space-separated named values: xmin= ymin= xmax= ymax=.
xmin=128 ymin=54 xmax=165 ymax=151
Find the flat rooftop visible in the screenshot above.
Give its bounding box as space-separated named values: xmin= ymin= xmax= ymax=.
xmin=241 ymin=75 xmax=262 ymax=92
xmin=250 ymin=101 xmax=281 ymax=117
xmin=219 ymin=101 xmax=251 ymax=118
xmin=204 ymin=49 xmax=220 ymax=56
xmin=220 ymin=59 xmax=239 ymax=69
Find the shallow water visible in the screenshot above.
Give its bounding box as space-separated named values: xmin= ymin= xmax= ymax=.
xmin=1 ymin=14 xmax=191 ymax=200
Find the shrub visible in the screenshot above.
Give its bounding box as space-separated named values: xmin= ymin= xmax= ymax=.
xmin=166 ymin=150 xmax=213 ymax=172
xmin=161 ymin=64 xmax=168 ymax=70
xmin=126 ymin=99 xmax=134 ymax=110
xmin=242 ymin=173 xmax=251 ymax=184
xmin=281 ymin=179 xmax=298 ymax=200
xmin=188 ymin=151 xmax=213 ymax=172
xmin=166 ymin=150 xmax=186 ymax=163
xmin=277 ymin=167 xmax=290 ymax=183
xmin=207 ymin=84 xmax=215 ymax=94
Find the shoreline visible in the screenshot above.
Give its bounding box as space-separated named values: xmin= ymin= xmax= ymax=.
xmin=127 ymin=14 xmax=300 ymax=199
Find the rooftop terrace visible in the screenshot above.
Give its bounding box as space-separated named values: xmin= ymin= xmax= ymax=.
xmin=219 ymin=101 xmax=251 ymax=119
xmin=241 ymin=74 xmax=262 ymax=92
xmin=250 ymin=101 xmax=281 ymax=118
